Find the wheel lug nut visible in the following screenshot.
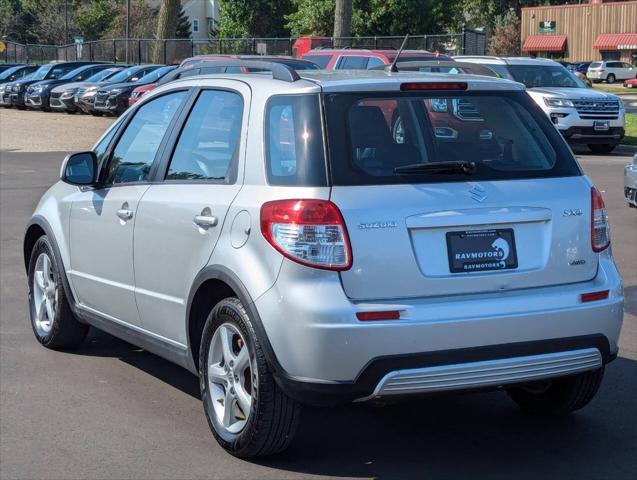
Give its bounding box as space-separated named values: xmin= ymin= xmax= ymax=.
xmin=229 ymin=360 xmax=234 ymax=367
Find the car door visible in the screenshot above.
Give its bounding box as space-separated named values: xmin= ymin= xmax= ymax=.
xmin=67 ymin=90 xmax=188 ymax=326
xmin=622 ymin=63 xmax=636 ymax=80
xmin=133 ymin=83 xmax=249 ymax=345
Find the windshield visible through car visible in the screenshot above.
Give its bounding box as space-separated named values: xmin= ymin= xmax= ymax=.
xmin=85 ymin=68 xmax=121 ymax=82
xmin=0 ymin=66 xmax=24 ymax=80
xmin=136 ymin=66 xmax=176 ymax=83
xmin=61 ymin=66 xmax=92 ymax=80
xmin=506 ymin=65 xmax=584 ymax=88
xmin=30 ymin=64 xmax=53 ymax=80
xmin=106 ymin=67 xmax=141 ymax=83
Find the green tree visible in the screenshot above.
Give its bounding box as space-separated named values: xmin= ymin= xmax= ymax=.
xmin=488 ymin=8 xmax=520 ymax=55
xmin=287 ymin=0 xmax=464 ymax=38
xmin=286 ymin=0 xmax=335 ymax=37
xmin=175 ymin=7 xmax=191 ymax=39
xmin=104 ymin=0 xmax=158 ymax=39
xmin=75 ymin=0 xmax=118 ymax=41
xmin=21 ymin=0 xmax=81 ymax=44
xmin=218 ymin=0 xmax=293 ymax=38
xmin=355 ymin=0 xmax=463 ymax=36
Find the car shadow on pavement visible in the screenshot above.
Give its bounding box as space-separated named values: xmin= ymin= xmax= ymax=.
xmin=72 ymin=328 xmax=202 ymax=399
xmin=71 ymin=328 xmax=637 ymax=479
xmin=624 ymin=285 xmax=636 ymax=316
xmin=258 ymin=358 xmax=637 ymax=479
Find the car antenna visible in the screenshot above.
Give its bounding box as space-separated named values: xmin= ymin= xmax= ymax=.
xmin=386 ymin=34 xmax=409 ymax=73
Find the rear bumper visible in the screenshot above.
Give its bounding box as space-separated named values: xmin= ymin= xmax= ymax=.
xmin=255 ymin=257 xmax=623 ymax=406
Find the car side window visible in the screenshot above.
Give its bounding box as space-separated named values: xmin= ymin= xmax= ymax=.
xmin=166 ymin=89 xmax=243 ymax=182
xmin=337 ymin=56 xmax=370 ymax=69
xmin=366 ymin=57 xmax=385 ymax=69
xmin=104 ymin=91 xmax=186 ymax=185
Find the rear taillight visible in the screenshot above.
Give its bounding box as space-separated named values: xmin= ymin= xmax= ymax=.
xmin=260 ymin=199 xmax=352 ymax=271
xmin=591 ymin=187 xmax=610 ymax=252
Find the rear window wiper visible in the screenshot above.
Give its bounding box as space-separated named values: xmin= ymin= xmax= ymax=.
xmin=394 ymin=161 xmax=476 ymax=175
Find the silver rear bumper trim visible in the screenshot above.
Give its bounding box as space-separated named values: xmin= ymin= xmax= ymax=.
xmin=357 ymin=348 xmax=602 ymax=401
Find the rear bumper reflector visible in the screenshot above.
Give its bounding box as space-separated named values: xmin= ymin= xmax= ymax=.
xmin=581 ymin=290 xmax=610 ymax=303
xmin=356 ymin=311 xmax=401 ymax=321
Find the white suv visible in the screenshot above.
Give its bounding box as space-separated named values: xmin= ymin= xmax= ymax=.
xmin=587 ymin=61 xmax=637 ymax=84
xmin=457 ymin=56 xmax=626 ymax=154
xmin=24 ymin=61 xmax=624 ymax=457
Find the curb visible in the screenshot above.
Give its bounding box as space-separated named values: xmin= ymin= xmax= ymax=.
xmin=616 ymin=144 xmax=637 ymax=154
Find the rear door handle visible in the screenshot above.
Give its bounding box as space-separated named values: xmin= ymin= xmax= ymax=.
xmin=194 ymin=215 xmax=218 ymax=228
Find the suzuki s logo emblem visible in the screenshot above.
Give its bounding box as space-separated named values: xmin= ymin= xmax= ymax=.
xmin=468 ymin=184 xmax=487 ymax=203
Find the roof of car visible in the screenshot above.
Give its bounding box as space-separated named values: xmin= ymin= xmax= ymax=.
xmin=157 ymin=69 xmax=524 ymax=96
xmin=454 ymin=56 xmax=560 ymax=66
xmin=305 ymin=49 xmax=442 ymax=56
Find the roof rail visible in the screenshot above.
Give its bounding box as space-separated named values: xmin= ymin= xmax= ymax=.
xmin=221 ymin=59 xmax=301 ymax=81
xmin=178 ymin=59 xmax=301 ymax=82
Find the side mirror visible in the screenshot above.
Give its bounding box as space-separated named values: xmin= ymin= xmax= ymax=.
xmin=61 ymin=151 xmax=97 ymax=186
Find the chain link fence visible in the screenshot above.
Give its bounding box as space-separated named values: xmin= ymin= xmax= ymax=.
xmin=3 ymin=30 xmax=486 ymax=65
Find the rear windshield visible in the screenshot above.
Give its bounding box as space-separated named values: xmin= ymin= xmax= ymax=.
xmin=589 ymin=62 xmax=603 ymax=68
xmin=302 ymin=55 xmax=331 ymax=69
xmin=324 ymin=91 xmax=580 ymax=185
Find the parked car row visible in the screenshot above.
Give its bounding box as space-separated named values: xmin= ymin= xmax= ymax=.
xmin=0 ymin=55 xmax=321 ymax=117
xmin=2 ymin=52 xmax=628 ymax=153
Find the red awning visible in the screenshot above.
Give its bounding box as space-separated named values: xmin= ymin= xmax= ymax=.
xmin=522 ymin=35 xmax=567 ymax=53
xmin=593 ymin=33 xmax=637 ymax=50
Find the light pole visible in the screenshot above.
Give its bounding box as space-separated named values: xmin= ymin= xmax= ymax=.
xmin=126 ymin=0 xmax=131 ymax=63
xmin=64 ymin=0 xmax=68 ymax=44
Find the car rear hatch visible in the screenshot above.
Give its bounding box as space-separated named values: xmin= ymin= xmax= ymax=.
xmin=323 ymin=84 xmax=596 ymax=300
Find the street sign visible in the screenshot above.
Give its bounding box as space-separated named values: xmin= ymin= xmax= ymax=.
xmin=74 ymin=36 xmax=84 ymax=45
xmin=538 ymin=21 xmax=556 ymax=33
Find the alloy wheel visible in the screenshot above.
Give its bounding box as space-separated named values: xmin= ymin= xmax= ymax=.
xmin=207 ymin=323 xmax=256 ymax=434
xmin=32 ymin=252 xmax=57 ymax=336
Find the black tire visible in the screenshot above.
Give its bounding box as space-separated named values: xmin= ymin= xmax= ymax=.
xmin=27 ymin=236 xmax=89 ymax=349
xmin=507 ymin=368 xmax=604 ymax=415
xmin=89 ymin=111 xmax=102 ymax=117
xmin=15 ymin=105 xmax=26 ymax=110
xmin=607 ymin=74 xmax=616 ymax=84
xmin=199 ymin=297 xmax=300 ymax=458
xmin=588 ymin=144 xmax=616 ymax=154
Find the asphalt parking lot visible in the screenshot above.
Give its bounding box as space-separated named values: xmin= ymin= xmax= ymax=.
xmin=1 ymin=109 xmax=636 ymax=480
